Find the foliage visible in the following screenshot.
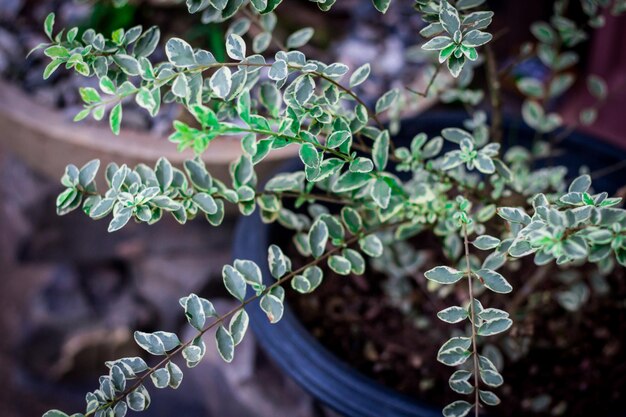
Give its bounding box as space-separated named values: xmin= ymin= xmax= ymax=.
xmin=33 ymin=1 xmax=626 ymax=417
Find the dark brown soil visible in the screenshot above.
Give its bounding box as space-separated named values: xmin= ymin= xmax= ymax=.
xmin=286 ymin=234 xmax=626 ymax=417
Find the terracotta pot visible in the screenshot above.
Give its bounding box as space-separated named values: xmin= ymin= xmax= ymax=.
xmin=0 ymin=80 xmax=295 ymax=186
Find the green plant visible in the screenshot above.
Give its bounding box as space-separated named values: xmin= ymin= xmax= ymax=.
xmin=33 ymin=0 xmax=626 ymax=416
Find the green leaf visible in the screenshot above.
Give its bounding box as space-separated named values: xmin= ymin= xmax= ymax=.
xmin=43 ymin=60 xmax=63 ymax=80
xmin=79 ymin=160 xmax=100 ymax=187
xmin=341 ymin=207 xmax=362 ymax=234
xmin=44 ymin=45 xmax=69 ymax=59
xmin=442 ymin=400 xmax=473 ymax=417
xmin=473 ymin=235 xmax=500 ymax=250
xmin=253 ymin=32 xmax=272 ymax=53
xmin=309 ymin=219 xmax=329 ymax=258
xmin=108 ymin=207 xmax=132 ymax=232
xmin=210 ymin=67 xmax=232 ymax=99
xmin=425 ymin=266 xmax=464 ymax=284
xmin=349 ymin=157 xmax=374 ymax=173
xmin=229 ymin=310 xmax=249 ymax=345
xmin=134 ymin=26 xmax=161 ymax=58
xmin=216 ymin=326 xmax=235 ymax=362
xmin=375 ymin=89 xmax=399 ymax=114
xmin=449 ymin=370 xmax=474 ymax=394
xmin=371 ymin=177 xmax=391 ymax=209
xmin=182 ymin=294 xmax=206 ymax=330
xmin=328 ymin=255 xmax=351 ymax=275
xmin=167 ymin=362 xmax=184 ymax=389
xmin=226 ymin=33 xmax=246 ymax=60
xmin=182 ymin=345 xmax=203 ymax=365
xmin=497 ymin=207 xmax=531 ymax=224
xmin=222 ymin=265 xmax=247 ymax=301
xmin=343 ymin=248 xmax=365 ymax=274
xmin=476 ymin=269 xmax=512 ymax=293
xmin=439 ymin=1 xmax=461 ymax=35
xmin=522 ymin=99 xmax=544 ymax=129
xmin=234 ymin=259 xmax=263 ymax=286
xmin=291 ymin=274 xmax=311 ymax=293
xmin=479 ymin=390 xmax=501 ymax=406
xmin=184 ymin=159 xmax=212 ymax=191
xmin=478 ymin=308 xmax=509 ymax=321
xmin=323 ymin=63 xmax=349 ymax=77
xmin=462 ymin=29 xmax=492 ymax=47
xmin=109 ymin=103 xmax=123 ymax=135
xmin=569 ymin=174 xmax=591 ymax=193
xmin=373 ymin=131 xmax=389 ymax=171
xmin=333 ymin=171 xmax=370 ymax=193
xmin=260 ymin=293 xmax=284 ymax=323
xmin=166 ymin=37 xmax=196 ymax=67
xmin=480 ymin=368 xmax=503 ymax=388
xmin=79 ymin=87 xmax=101 ymax=104
xmin=349 ymin=63 xmax=371 ymax=87
xmin=441 ymin=128 xmax=472 ymax=144
xmin=294 ymin=75 xmax=315 ymax=106
xmin=172 ymin=74 xmax=189 ymax=98
xmin=44 ymin=13 xmax=55 ymax=40
xmin=531 ymin=22 xmax=556 ymax=44
xmin=127 ymin=391 xmax=146 ymax=412
xmin=299 ymin=143 xmax=320 ymax=168
xmin=516 ymin=77 xmax=544 ymax=98
xmin=473 ymin=153 xmax=495 ymax=174
xmin=477 ymin=318 xmax=513 ymax=336
xmin=422 ymin=36 xmax=454 ymax=51
xmin=43 ymin=411 xmax=68 ymax=417
xmin=265 ymin=172 xmax=303 ymax=192
xmin=437 ymin=306 xmax=468 ymax=323
xmin=326 ymin=130 xmax=351 ymax=148
xmin=286 ymin=27 xmax=314 ymax=49
xmin=587 ymin=74 xmax=607 ymax=100
xmin=268 ymin=59 xmax=288 ymax=80
xmin=359 ymin=234 xmax=383 ymax=257
xmin=193 ymin=193 xmax=218 ymax=214
xmin=372 ymin=0 xmax=391 ymax=12
xmin=134 ymin=331 xmax=166 ymax=355
xmin=268 ymin=244 xmax=289 ymax=278
xmin=112 ymin=54 xmax=141 ymax=76
xmin=447 ymin=55 xmax=465 ymax=78
xmin=437 ymin=337 xmax=471 ymax=366
xmin=150 ymin=367 xmax=171 ymax=389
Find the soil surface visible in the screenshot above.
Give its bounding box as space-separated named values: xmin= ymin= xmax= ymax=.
xmin=286 ymin=232 xmax=626 ymax=417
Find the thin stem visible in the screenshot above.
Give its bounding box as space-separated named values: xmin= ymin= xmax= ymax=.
xmin=590 ymin=158 xmax=626 ymax=180
xmin=240 ymin=7 xmax=287 ymax=51
xmin=88 ymin=221 xmax=405 ymax=415
xmin=276 ymin=191 xmax=353 ymax=205
xmin=462 ymin=223 xmax=481 ymax=417
xmin=485 ymin=44 xmax=502 ymax=144
xmin=316 ymin=71 xmax=386 ymax=131
xmin=406 ymin=64 xmax=442 ymax=98
xmin=507 ymin=264 xmax=552 ymax=315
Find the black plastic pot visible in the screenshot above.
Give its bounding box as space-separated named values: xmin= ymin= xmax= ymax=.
xmin=233 ymin=113 xmax=626 ymax=417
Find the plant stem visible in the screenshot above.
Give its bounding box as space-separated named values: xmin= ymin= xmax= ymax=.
xmin=462 ymin=223 xmax=480 ymax=417
xmin=485 ymin=44 xmax=502 ymax=144
xmin=406 ymin=63 xmax=442 ymax=98
xmin=507 ymin=264 xmax=552 ymax=315
xmin=88 ymin=220 xmax=406 ymax=416
xmin=240 ymin=7 xmax=287 ymax=51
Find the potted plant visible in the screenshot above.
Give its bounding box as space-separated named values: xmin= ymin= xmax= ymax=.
xmin=33 ymin=0 xmax=626 ymax=417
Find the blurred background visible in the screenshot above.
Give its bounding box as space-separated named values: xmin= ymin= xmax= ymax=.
xmin=0 ymin=1 xmax=625 ymax=416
